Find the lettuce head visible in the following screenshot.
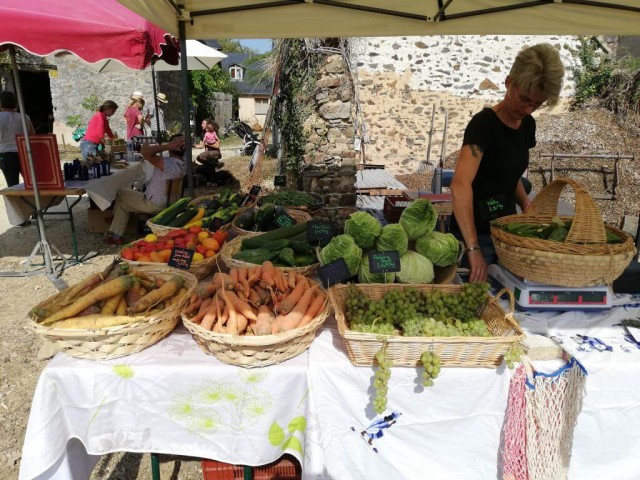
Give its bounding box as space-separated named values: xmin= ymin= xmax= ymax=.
xmin=399 ymin=199 xmax=438 ymax=240
xmin=375 ymin=224 xmax=408 ymax=256
xmin=415 ymin=231 xmax=460 ymax=267
xmin=344 ymin=211 xmax=382 ymax=249
xmin=396 ymin=251 xmax=435 ymax=284
xmin=319 ymin=234 xmax=362 ymax=276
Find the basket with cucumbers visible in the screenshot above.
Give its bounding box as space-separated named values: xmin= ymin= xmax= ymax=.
xmin=231 ymin=203 xmax=311 ymax=236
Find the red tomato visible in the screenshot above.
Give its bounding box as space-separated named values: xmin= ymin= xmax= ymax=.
xmin=121 ymin=247 xmax=134 ymax=260
xmin=188 ymin=225 xmax=203 ymax=235
xmin=195 ymin=245 xmax=207 ymax=255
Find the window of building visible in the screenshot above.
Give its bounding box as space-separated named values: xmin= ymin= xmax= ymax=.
xmin=255 ymin=98 xmax=269 ymax=115
xmin=229 ymin=66 xmax=243 ymax=81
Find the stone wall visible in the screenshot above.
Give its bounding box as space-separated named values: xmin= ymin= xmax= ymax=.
xmin=300 ymin=54 xmax=358 ymax=217
xmin=352 ymin=35 xmax=582 ymax=174
xmin=47 ymin=55 xmax=153 ymax=144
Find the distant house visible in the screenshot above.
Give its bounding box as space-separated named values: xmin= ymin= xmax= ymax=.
xmin=221 ymin=53 xmax=273 ymax=128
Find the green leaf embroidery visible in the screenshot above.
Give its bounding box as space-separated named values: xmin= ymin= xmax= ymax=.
xmin=268 ymin=421 xmax=285 ymax=446
xmin=287 ymin=416 xmax=307 ymax=433
xmin=282 ymin=435 xmax=304 ymax=456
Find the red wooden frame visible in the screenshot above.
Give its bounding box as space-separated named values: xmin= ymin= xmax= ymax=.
xmin=16 ymin=134 xmax=64 ymax=190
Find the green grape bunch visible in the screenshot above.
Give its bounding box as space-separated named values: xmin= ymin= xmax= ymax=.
xmin=503 ymin=343 xmax=525 ymax=369
xmin=372 ymin=345 xmax=393 ymax=414
xmin=420 ymin=351 xmax=441 ymax=387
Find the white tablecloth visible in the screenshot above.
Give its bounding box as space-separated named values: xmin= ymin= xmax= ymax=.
xmin=20 ymin=296 xmax=640 ymax=480
xmin=3 ymin=163 xmax=146 ymax=225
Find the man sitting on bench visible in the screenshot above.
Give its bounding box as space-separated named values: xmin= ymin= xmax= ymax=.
xmin=105 ymin=134 xmax=186 ymax=245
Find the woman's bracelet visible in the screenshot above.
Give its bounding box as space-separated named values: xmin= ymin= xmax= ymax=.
xmin=465 ymin=245 xmax=481 ymax=254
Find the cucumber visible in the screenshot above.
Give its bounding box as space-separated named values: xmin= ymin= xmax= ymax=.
xmin=278 ymin=247 xmax=296 ymax=267
xmin=233 ymin=248 xmax=277 ymax=265
xmin=151 ymin=197 xmax=190 ymax=226
xmin=261 ymin=239 xmax=290 ymax=252
xmin=294 ymin=254 xmax=317 ymax=266
xmin=241 ymin=222 xmax=308 ymax=249
xmin=289 ymin=240 xmax=315 ymax=255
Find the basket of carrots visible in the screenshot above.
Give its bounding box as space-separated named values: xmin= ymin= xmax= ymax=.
xmin=29 ymin=261 xmax=197 ymax=360
xmin=181 ymin=261 xmax=330 ymax=367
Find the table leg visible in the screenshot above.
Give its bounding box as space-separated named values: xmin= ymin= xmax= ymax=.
xmin=66 ymin=195 xmax=83 ymax=260
xmin=243 ymin=465 xmax=254 ymax=480
xmin=151 ymin=453 xmax=161 ymax=480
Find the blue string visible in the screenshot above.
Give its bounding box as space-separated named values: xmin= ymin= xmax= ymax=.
xmin=524 ymin=357 xmax=587 ymax=390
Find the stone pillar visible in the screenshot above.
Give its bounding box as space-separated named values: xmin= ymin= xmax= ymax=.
xmin=300 ymin=54 xmax=358 ymax=224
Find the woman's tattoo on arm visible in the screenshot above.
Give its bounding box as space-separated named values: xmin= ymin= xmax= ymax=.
xmin=469 ymin=144 xmax=484 ymax=159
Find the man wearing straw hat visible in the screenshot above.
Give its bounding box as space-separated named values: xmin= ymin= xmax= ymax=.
xmin=151 ymin=92 xmax=168 ymax=140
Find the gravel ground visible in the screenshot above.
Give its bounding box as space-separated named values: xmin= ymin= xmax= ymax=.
xmin=0 ymin=139 xmax=278 ymax=480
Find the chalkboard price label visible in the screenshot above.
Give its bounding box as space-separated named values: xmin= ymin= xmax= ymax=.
xmin=168 ymin=247 xmax=194 ymax=270
xmin=307 ymin=220 xmax=336 ymax=246
xmin=274 ymin=212 xmax=296 ymax=228
xmin=318 ymin=257 xmax=352 ymax=288
xmin=368 ymin=250 xmax=401 ymax=274
xmin=274 ymin=175 xmax=287 ymax=187
xmin=249 ymin=185 xmax=262 ymax=197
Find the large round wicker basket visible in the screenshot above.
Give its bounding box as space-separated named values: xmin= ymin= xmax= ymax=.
xmin=230 ymin=208 xmax=311 ymax=237
xmin=491 ymin=178 xmax=637 ymax=287
xmin=181 ymin=288 xmax=331 ymax=367
xmin=30 ymin=265 xmax=198 ymax=360
xmin=220 ymin=236 xmax=320 ymax=276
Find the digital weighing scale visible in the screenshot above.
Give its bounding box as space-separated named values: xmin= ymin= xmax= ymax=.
xmin=487 ymin=264 xmax=612 ymax=311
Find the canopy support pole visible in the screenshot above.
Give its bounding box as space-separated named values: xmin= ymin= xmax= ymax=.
xmin=178 ymin=22 xmax=194 ymax=197
xmin=151 ymin=64 xmax=162 ymax=142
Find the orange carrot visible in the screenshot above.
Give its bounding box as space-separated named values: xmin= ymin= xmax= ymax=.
xmin=238 ymin=268 xmax=250 ymax=298
xmin=185 ymin=296 xmax=204 ymax=314
xmin=255 ymin=286 xmax=271 ymax=305
xmin=229 ymin=268 xmax=239 ymax=284
xmin=260 ymin=261 xmax=275 ymax=288
xmin=192 ymin=298 xmax=213 ymax=324
xmin=247 ymin=266 xmax=262 ymax=285
xmin=278 ymin=284 xmax=318 ymax=332
xmin=236 ymin=313 xmax=248 ymax=334
xmin=288 ymin=272 xmax=297 ymax=290
xmin=255 ymin=305 xmax=274 ymax=335
xmin=248 ymin=288 xmax=262 ymax=306
xmin=227 ymin=291 xmax=258 ymax=321
xmin=298 ymin=292 xmax=326 ymax=328
xmin=213 ymin=272 xmax=235 ymax=290
xmin=220 ymin=288 xmax=238 ymax=335
xmin=200 ymin=301 xmax=219 ymax=330
xmin=279 ymin=280 xmax=307 ymax=314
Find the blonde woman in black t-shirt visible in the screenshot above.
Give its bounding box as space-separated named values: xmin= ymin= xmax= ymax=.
xmin=449 ymin=43 xmax=565 ymax=282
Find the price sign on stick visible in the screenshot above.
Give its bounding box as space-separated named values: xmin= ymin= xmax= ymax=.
xmin=318 ymin=258 xmax=352 ymax=288
xmin=274 ymin=212 xmax=296 ymax=228
xmin=274 ymin=175 xmax=287 ymax=187
xmin=168 ymin=247 xmax=194 ymax=270
xmin=307 ymin=220 xmax=336 ymax=246
xmin=249 ymin=185 xmax=262 ymax=197
xmin=368 ymin=250 xmax=401 ymax=274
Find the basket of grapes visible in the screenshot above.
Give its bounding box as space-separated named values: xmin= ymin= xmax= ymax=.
xmin=329 ymin=283 xmax=523 ymax=368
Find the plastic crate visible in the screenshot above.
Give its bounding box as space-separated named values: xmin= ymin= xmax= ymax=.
xmin=201 ymin=454 xmax=301 ymax=480
xmin=382 ymin=194 xmax=412 ymax=223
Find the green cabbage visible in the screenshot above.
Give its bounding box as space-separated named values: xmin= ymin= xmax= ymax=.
xmin=358 ymin=253 xmax=396 ymax=284
xmin=319 ymin=234 xmax=362 ymax=276
xmin=344 ymin=211 xmax=382 ymax=249
xmin=399 ymin=199 xmax=438 ymax=240
xmin=415 ymin=231 xmax=460 ymax=267
xmin=396 ymin=251 xmax=435 ymax=284
xmin=376 ymin=224 xmax=408 ymax=256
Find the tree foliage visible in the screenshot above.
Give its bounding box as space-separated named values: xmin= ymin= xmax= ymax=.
xmin=189 ymin=66 xmax=237 ymax=125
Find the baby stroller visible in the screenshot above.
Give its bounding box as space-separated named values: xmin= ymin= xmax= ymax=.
xmin=232 ymin=121 xmax=261 ymax=156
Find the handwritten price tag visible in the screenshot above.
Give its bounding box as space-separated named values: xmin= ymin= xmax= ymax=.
xmin=274 ymin=212 xmax=295 ymax=228
xmin=368 ymin=250 xmax=401 ymax=274
xmin=274 ymin=175 xmax=287 ymax=187
xmin=318 ymin=258 xmax=352 ymax=288
xmin=307 ymin=220 xmax=336 ymax=246
xmin=168 ymin=247 xmax=194 ymax=270
xmin=249 ymin=185 xmax=262 ymax=196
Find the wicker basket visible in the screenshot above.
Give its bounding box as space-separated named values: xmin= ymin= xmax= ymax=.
xmin=491 ymin=178 xmax=637 ymax=286
xmin=230 ymin=208 xmax=311 ymax=237
xmin=146 ymin=218 xmax=232 ymax=237
xmin=220 ymin=236 xmax=319 ymax=276
xmin=30 ymin=266 xmax=198 ymax=360
xmin=329 ymin=283 xmax=523 ymax=368
xmin=181 ymin=280 xmax=331 ymax=367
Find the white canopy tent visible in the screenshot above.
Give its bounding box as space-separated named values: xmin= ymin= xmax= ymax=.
xmin=118 ymin=0 xmax=640 ymax=38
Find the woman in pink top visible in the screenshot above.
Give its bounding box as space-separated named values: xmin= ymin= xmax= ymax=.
xmin=80 ymin=100 xmax=117 ymax=160
xmin=124 ymin=97 xmax=151 ymax=142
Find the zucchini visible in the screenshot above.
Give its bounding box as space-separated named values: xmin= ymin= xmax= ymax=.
xmin=233 ymin=248 xmax=277 ymax=265
xmin=277 ymin=247 xmax=296 ymax=267
xmin=255 ymin=203 xmax=276 ymax=229
xmin=235 ymin=208 xmax=257 ymax=230
xmin=151 ymin=197 xmax=190 ymax=226
xmin=241 ymin=222 xmax=308 ymax=249
xmin=167 ymin=207 xmax=199 ymax=227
